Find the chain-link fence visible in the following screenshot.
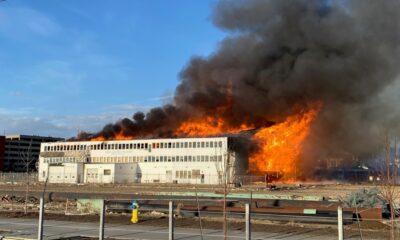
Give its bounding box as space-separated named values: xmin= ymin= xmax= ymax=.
xmin=0 ymin=172 xmax=38 ymax=183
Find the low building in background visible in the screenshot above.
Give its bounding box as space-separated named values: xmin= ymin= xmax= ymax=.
xmin=38 ymin=137 xmax=245 ymax=185
xmin=3 ymin=135 xmax=64 ymax=172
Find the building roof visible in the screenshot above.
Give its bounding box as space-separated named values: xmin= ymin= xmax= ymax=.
xmin=4 ymin=134 xmax=64 ymax=141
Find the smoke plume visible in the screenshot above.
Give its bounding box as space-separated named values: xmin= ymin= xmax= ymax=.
xmin=79 ymin=0 xmax=400 ymax=171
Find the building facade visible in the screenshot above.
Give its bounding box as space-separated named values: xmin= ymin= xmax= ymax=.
xmin=38 ymin=137 xmax=243 ymax=185
xmin=0 ymin=136 xmax=5 ymax=171
xmin=3 ymin=135 xmax=64 ymax=172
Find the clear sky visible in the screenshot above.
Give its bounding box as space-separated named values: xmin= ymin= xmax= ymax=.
xmin=0 ymin=0 xmax=224 ymax=138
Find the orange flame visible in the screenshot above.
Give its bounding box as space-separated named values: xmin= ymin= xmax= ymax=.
xmin=249 ymin=103 xmax=322 ymax=179
xmin=175 ymin=116 xmax=254 ymax=137
xmin=91 ymin=132 xmax=134 ymax=141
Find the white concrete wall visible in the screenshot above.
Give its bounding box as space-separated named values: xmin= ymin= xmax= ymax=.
xmin=39 ymin=137 xmax=236 ymax=185
xmin=83 ymin=163 xmax=137 ymax=184
xmin=84 ymin=164 xmax=115 ymax=184
xmin=42 ymin=163 xmax=83 ymax=184
xmin=114 ymin=163 xmax=138 ymax=183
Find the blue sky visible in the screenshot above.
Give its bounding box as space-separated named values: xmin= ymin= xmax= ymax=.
xmin=0 ymin=0 xmax=224 ymax=138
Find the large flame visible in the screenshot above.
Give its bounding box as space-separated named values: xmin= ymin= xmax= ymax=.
xmin=175 ymin=116 xmax=254 ymax=137
xmin=175 ymin=102 xmax=322 ymax=179
xmin=249 ymin=103 xmax=322 ymax=178
xmin=89 ymin=98 xmax=322 ymax=179
xmin=91 ymin=132 xmax=134 ymax=141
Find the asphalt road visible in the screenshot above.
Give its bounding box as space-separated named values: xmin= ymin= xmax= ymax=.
xmin=0 ymin=216 xmax=374 ymax=240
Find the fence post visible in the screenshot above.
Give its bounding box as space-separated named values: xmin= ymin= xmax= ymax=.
xmin=37 ymin=197 xmax=44 ymax=240
xmin=338 ymin=206 xmax=343 ymax=240
xmin=99 ymin=199 xmax=105 ymax=240
xmin=245 ymin=203 xmax=251 ymax=240
xmin=169 ymin=201 xmax=174 ymax=240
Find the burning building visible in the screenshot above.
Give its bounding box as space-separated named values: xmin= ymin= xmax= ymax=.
xmin=76 ymin=0 xmax=400 ymax=180
xmin=38 ymin=137 xmax=245 ymax=184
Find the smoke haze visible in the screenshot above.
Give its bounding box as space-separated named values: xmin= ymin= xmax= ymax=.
xmin=79 ymin=0 xmax=400 ymax=171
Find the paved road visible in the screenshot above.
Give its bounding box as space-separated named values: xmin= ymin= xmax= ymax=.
xmin=0 ymin=217 xmax=367 ymax=240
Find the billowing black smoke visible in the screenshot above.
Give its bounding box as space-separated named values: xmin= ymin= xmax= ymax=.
xmin=79 ymin=0 xmax=400 ymax=170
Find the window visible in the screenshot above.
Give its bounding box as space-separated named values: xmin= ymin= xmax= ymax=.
xmin=210 ymin=142 xmax=214 ymax=148
xmin=206 ymin=142 xmax=209 ymax=148
xmin=219 ymin=141 xmax=222 ymax=147
xmin=184 ymin=142 xmax=188 ymax=148
xmin=188 ymin=142 xmax=192 ymax=148
xmin=197 ymin=142 xmax=201 ymax=148
xmin=193 ymin=142 xmax=196 ymax=148
xmin=104 ymin=169 xmax=111 ymax=175
xmin=201 ymin=142 xmax=205 ymax=148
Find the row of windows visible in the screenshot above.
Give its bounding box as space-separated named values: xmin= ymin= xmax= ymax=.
xmin=43 ymin=140 xmax=224 ymax=152
xmin=44 ymin=158 xmax=86 ymax=164
xmin=176 ymin=170 xmax=202 ymax=179
xmin=43 ymin=155 xmax=224 ymax=164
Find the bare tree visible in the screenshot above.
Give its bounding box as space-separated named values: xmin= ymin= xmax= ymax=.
xmin=19 ymin=139 xmax=34 ymax=214
xmin=379 ymin=131 xmax=399 ymax=240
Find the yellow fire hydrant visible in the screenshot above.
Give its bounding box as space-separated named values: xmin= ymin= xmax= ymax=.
xmin=130 ymin=200 xmax=139 ymax=223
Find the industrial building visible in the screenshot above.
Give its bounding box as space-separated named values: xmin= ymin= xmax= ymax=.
xmin=38 ymin=137 xmax=243 ymax=185
xmin=0 ymin=136 xmax=5 ymax=171
xmin=0 ymin=135 xmax=64 ymax=172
